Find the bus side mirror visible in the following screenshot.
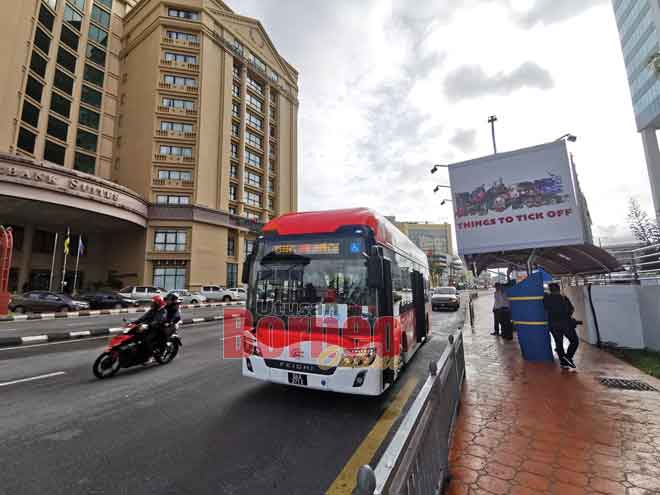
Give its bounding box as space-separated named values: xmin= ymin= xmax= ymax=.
xmin=242 ymin=253 xmax=254 ymax=284
xmin=367 ymin=246 xmax=384 ymax=289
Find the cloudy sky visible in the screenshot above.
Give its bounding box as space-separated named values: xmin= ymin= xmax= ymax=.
xmin=233 ymin=0 xmax=653 ymax=246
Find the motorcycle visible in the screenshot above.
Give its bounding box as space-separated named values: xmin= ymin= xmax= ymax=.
xmin=92 ymin=322 xmax=182 ymax=379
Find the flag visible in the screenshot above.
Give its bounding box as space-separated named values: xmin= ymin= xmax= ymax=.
xmin=78 ymin=236 xmax=85 ymax=256
xmin=63 ymin=229 xmax=70 ymax=256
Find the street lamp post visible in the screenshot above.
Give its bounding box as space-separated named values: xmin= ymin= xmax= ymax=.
xmin=430 ymin=164 xmax=449 ymax=174
xmin=433 ymin=185 xmax=451 ymax=193
xmin=488 ymin=115 xmax=498 ymax=154
xmin=555 ymin=133 xmax=577 ymax=142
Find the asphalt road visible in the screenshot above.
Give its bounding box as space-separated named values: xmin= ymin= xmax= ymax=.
xmin=0 ymin=308 xmax=465 ymax=495
xmin=0 ymin=306 xmax=236 ymax=339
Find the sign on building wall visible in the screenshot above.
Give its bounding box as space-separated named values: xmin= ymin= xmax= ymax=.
xmin=448 ymin=141 xmax=585 ymax=256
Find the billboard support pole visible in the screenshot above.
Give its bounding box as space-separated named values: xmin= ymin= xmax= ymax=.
xmin=488 ymin=115 xmax=498 ymax=154
xmin=526 ymin=249 xmax=536 ymax=276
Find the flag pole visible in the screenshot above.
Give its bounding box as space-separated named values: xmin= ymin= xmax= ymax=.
xmin=61 ymin=228 xmax=69 ymax=293
xmin=73 ymin=235 xmax=81 ymax=295
xmin=48 ymin=233 xmax=59 ymax=292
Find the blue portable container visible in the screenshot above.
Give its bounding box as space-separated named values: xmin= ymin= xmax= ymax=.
xmin=506 ymin=272 xmax=554 ymax=362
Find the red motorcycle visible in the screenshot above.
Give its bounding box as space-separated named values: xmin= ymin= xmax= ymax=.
xmin=92 ymin=322 xmax=182 ymax=379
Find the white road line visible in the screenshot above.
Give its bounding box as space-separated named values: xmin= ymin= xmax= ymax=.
xmin=0 ymin=371 xmax=67 ymax=388
xmin=69 ymin=330 xmax=91 ymax=337
xmin=0 ymin=336 xmax=107 ymax=351
xmin=21 ymin=335 xmax=48 ymax=344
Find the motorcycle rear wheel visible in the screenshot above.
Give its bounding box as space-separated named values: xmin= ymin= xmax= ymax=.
xmin=93 ymin=352 xmax=120 ymax=379
xmin=154 ymin=341 xmax=179 ymax=364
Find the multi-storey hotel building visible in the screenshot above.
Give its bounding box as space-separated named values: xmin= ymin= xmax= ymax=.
xmin=0 ymin=0 xmax=298 ymax=292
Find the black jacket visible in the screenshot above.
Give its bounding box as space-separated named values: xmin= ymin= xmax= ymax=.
xmin=165 ymin=305 xmax=181 ymax=326
xmin=543 ymin=294 xmax=574 ymax=326
xmin=133 ymin=307 xmax=166 ymax=328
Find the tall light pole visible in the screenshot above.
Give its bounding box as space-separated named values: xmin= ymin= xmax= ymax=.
xmin=433 ymin=185 xmax=451 ymax=193
xmin=555 ymin=133 xmax=577 ymax=143
xmin=488 ymin=115 xmax=498 ymax=154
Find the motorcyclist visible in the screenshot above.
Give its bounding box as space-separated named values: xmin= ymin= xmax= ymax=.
xmin=160 ymin=292 xmax=182 ymax=346
xmin=132 ymin=295 xmax=166 ymax=360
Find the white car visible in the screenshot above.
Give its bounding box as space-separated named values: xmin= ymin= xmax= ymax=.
xmin=199 ymin=285 xmax=245 ymax=302
xmin=118 ymin=286 xmax=166 ymax=303
xmin=224 ymin=287 xmax=246 ymax=301
xmin=169 ymin=290 xmax=207 ymax=305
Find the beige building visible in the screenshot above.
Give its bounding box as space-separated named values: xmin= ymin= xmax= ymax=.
xmin=394 ymin=221 xmax=454 ymax=286
xmin=0 ymin=0 xmax=298 ymax=293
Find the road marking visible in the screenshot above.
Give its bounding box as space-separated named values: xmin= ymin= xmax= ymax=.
xmin=0 ymin=336 xmax=108 ymax=351
xmin=192 ymin=317 xmax=205 ymax=323
xmin=69 ymin=330 xmax=91 ymax=337
xmin=325 ymin=377 xmax=419 ymax=495
xmin=21 ymin=335 xmax=48 ymax=344
xmin=0 ymin=371 xmax=67 ymax=388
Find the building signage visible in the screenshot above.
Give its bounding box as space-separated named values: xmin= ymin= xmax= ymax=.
xmin=448 ymin=141 xmax=586 ymax=256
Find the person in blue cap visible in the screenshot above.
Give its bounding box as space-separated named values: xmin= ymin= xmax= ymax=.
xmin=543 ymin=283 xmax=578 ymax=369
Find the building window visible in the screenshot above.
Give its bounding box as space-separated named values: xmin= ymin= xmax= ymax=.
xmin=268 ymin=196 xmax=274 ymax=210
xmin=226 ymin=263 xmax=238 ymax=288
xmin=246 ymin=94 xmax=263 ymax=113
xmin=164 ymin=52 xmax=197 ymax=64
xmin=245 ymin=210 xmax=260 ymax=220
xmin=63 ymin=4 xmax=83 ymax=31
xmin=168 ymin=8 xmax=199 ymax=21
xmin=230 ymin=143 xmax=238 ymax=159
xmin=70 ymin=0 xmax=85 ymax=12
xmin=91 ymin=5 xmax=111 ymax=28
xmin=247 ymin=76 xmax=263 ymax=95
xmin=153 ymin=267 xmax=187 ymax=292
xmin=97 ymin=0 xmax=112 ymax=9
xmin=245 ymin=131 xmax=262 ymax=150
xmin=54 ymin=70 xmax=74 ymax=96
xmin=88 ymin=25 xmax=108 ymax=46
xmin=159 ymin=145 xmax=193 ymax=157
xmin=154 ymin=230 xmax=187 ymax=252
xmin=17 ymin=128 xmax=37 ymax=154
xmin=227 ymin=236 xmax=236 ymax=257
xmin=229 ymin=184 xmax=237 ymax=201
xmin=50 ymin=93 xmax=71 ymax=118
xmin=34 ymin=27 xmax=51 ymax=55
xmin=158 ymin=170 xmax=192 ymax=181
xmin=164 ymin=74 xmax=197 ymax=87
xmin=228 ymin=206 xmax=236 ymax=215
xmin=269 ymin=160 xmax=275 ymax=174
xmin=245 ymin=239 xmax=255 ymax=257
xmin=74 ymin=152 xmax=95 ymax=173
xmin=81 ymin=85 xmax=102 ymax=108
xmin=230 ymin=163 xmax=238 ymax=178
xmin=232 ymin=83 xmax=240 ymax=97
xmin=79 ymin=106 xmax=100 ymax=129
xmin=245 ymin=150 xmax=262 ymax=168
xmin=21 ymin=101 xmax=40 ymax=128
xmin=245 ymin=50 xmax=266 ymax=72
xmin=84 ymin=64 xmax=105 ymax=87
xmin=270 ymin=107 xmax=277 ymax=121
xmin=233 ymin=65 xmax=240 ymax=78
xmin=244 ymin=190 xmax=261 ymax=208
xmin=267 ymin=181 xmax=274 ymax=193
xmin=245 ymin=171 xmax=261 ymax=187
xmin=86 ymin=44 xmax=106 ymax=66
xmin=156 ymin=195 xmax=190 ymax=205
xmin=270 ymin=125 xmax=276 ymax=138
xmin=56 ymin=46 xmax=77 ymax=74
xmin=161 ymin=97 xmax=194 ymax=110
xmin=44 ymin=140 xmax=66 ymax=165
xmin=60 ymin=26 xmax=79 ymax=51
xmin=247 ymin=112 xmax=262 ymax=130
xmin=166 ymin=31 xmax=198 ymax=42
xmin=76 ymin=129 xmax=97 ymax=152
xmin=39 ymin=4 xmax=55 ymax=31
xmin=26 ymin=76 xmax=44 ymax=103
xmin=160 ymin=121 xmax=193 ymax=133
xmin=232 ymin=102 xmax=240 ymax=118
xmin=47 ymin=116 xmax=68 ymax=141
xmin=30 ymin=51 xmax=48 ymax=78
xmin=231 ymin=122 xmax=240 ymax=137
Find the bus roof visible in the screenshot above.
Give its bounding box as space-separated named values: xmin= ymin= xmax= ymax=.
xmin=263 ymin=208 xmax=429 ymax=268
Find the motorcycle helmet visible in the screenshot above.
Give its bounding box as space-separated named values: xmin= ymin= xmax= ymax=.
xmin=165 ymin=292 xmax=182 ymax=304
xmin=151 ymin=294 xmax=166 ymax=309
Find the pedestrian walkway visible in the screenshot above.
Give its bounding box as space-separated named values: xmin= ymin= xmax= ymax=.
xmin=448 ymin=293 xmax=660 ymax=495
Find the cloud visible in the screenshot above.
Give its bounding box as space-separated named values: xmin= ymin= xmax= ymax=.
xmin=450 ymin=129 xmax=478 ymax=152
xmin=443 ymin=61 xmax=554 ymax=101
xmin=509 ymin=0 xmax=607 ymax=29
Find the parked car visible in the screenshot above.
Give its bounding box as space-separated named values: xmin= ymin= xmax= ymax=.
xmin=168 ymin=290 xmax=207 ymax=305
xmin=10 ymin=291 xmax=90 ymax=314
xmin=118 ymin=286 xmax=166 ymax=303
xmin=199 ymin=285 xmax=226 ymax=301
xmin=79 ymin=292 xmax=136 ymax=310
xmin=224 ymin=287 xmax=246 ymax=301
xmin=431 ymin=287 xmax=460 ymax=312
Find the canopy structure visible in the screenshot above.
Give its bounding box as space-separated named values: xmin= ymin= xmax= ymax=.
xmin=465 ymin=243 xmax=624 ymax=277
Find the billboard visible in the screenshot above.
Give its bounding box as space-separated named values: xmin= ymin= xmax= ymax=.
xmin=448 ymin=141 xmax=585 ymax=256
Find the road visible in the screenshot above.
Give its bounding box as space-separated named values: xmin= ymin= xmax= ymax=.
xmin=0 ymin=309 xmax=465 ymax=495
xmin=0 ymin=305 xmax=236 ymax=340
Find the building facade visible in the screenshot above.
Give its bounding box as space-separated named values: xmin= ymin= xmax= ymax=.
xmin=612 ymin=0 xmax=660 ymax=219
xmin=394 ymin=220 xmax=454 ymax=286
xmin=0 ymin=0 xmax=298 ymax=292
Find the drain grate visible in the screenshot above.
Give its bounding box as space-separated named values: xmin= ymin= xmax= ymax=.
xmin=600 ymin=377 xmax=659 ymax=392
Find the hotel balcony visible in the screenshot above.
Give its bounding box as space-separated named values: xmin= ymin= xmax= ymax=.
xmin=162 ymin=36 xmax=200 ymax=50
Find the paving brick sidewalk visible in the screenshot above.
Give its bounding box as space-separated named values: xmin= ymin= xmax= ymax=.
xmin=448 ymin=293 xmax=660 ymax=495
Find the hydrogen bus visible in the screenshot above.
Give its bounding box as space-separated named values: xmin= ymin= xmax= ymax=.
xmin=240 ymin=208 xmax=431 ymax=396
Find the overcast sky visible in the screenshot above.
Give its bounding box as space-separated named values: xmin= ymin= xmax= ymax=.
xmin=233 ymin=0 xmax=652 ymax=246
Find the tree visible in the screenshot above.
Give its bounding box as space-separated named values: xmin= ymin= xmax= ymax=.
xmin=627 ymin=198 xmax=660 ymax=245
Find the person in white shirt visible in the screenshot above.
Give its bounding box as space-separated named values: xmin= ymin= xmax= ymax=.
xmin=492 ymin=283 xmax=513 ymax=339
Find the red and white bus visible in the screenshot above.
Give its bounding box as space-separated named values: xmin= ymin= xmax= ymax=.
xmin=240 ymin=208 xmax=431 ymax=396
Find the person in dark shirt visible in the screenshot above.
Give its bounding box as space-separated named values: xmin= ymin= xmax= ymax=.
xmin=543 ymin=283 xmax=578 ymax=369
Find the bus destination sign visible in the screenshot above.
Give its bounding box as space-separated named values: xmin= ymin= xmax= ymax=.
xmin=272 ymin=242 xmax=341 ymax=255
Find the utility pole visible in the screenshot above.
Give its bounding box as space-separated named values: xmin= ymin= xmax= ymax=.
xmin=488 ymin=115 xmax=498 ymax=154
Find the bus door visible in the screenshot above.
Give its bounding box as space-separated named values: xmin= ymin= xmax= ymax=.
xmin=411 ymin=271 xmax=426 ymax=342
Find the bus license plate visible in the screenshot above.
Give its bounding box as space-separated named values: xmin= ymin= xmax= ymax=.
xmin=288 ymin=373 xmax=307 ymax=386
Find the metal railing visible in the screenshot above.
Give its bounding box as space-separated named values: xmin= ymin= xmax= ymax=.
xmin=583 ymin=243 xmax=660 ymax=285
xmin=356 ymin=330 xmax=466 ymax=495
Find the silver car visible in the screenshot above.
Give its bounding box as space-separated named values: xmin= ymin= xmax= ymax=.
xmin=169 ymin=290 xmax=207 ymax=305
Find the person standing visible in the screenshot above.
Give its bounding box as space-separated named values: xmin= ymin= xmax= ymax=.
xmin=543 ymin=283 xmax=578 ymax=369
xmin=492 ymin=283 xmax=513 ymax=339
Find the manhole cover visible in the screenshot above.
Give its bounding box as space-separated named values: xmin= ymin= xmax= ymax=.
xmin=600 ymin=377 xmax=658 ymax=392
